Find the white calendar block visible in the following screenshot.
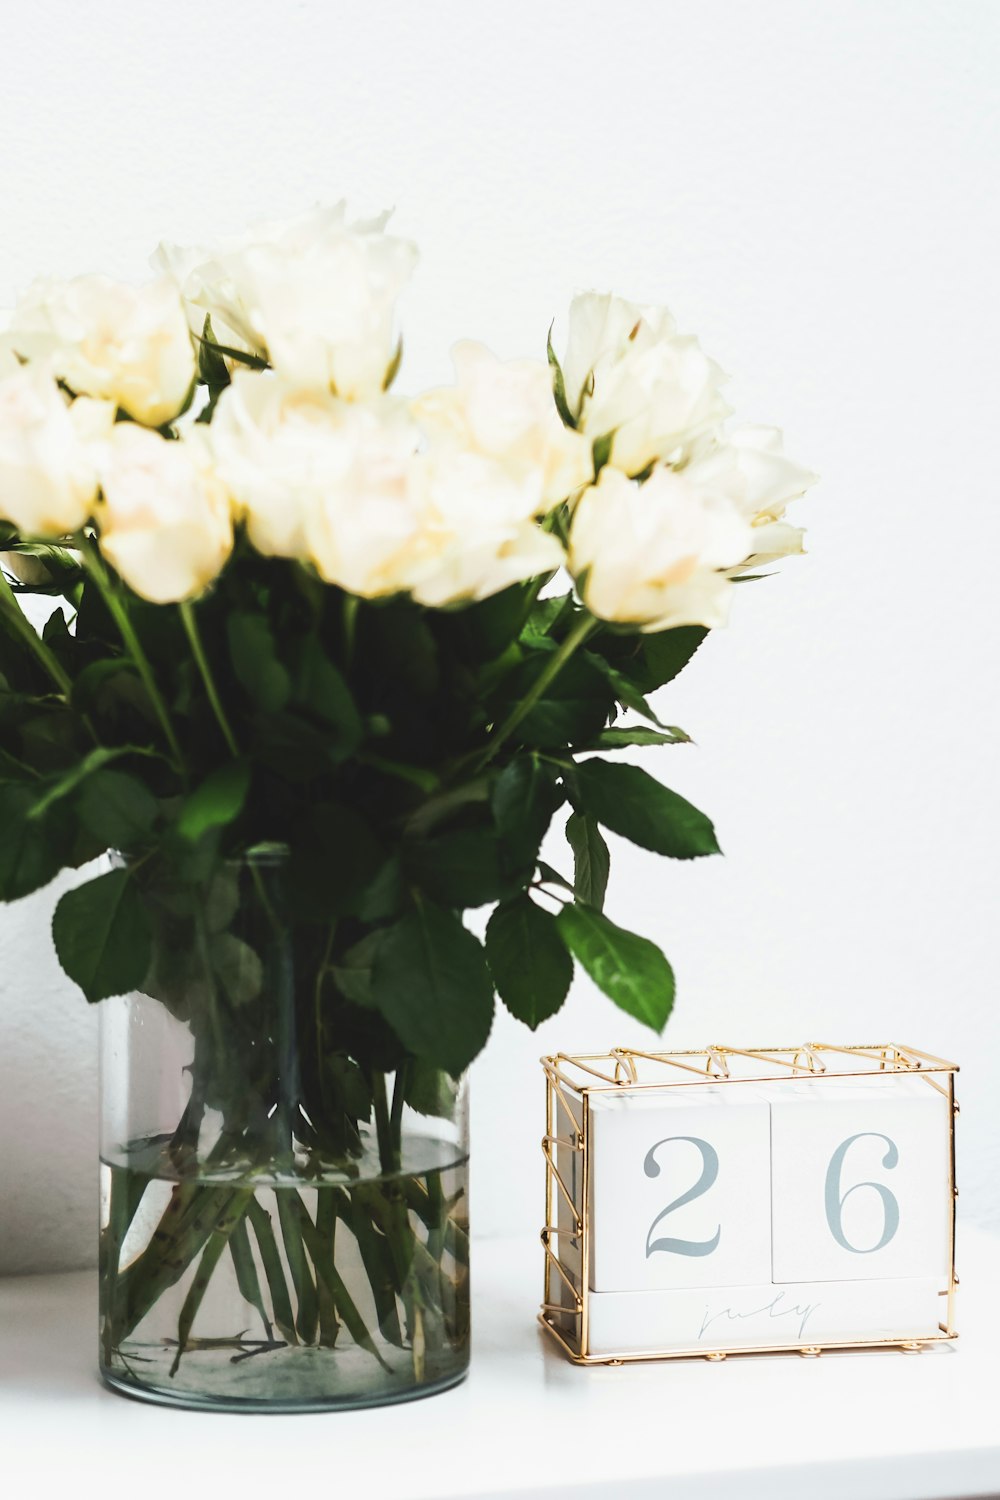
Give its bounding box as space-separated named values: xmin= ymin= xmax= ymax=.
xmin=588 ymin=1085 xmax=772 ymax=1292
xmin=769 ymin=1076 xmax=951 ymax=1284
xmin=586 ymin=1275 xmax=944 ymax=1357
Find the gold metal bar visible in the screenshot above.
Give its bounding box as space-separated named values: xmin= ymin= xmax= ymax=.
xmin=538 ymin=1315 xmax=956 ymax=1365
xmin=542 ymin=1143 xmax=583 ymax=1229
xmin=618 ymin=1047 xmax=726 ymax=1079
xmin=945 ymin=1069 xmax=958 ymax=1336
xmin=580 ymin=1091 xmax=591 ymax=1358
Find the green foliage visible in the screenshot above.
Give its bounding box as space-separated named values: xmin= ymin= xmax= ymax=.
xmin=52 ymin=867 xmax=153 ymax=1004
xmin=565 ymin=810 xmax=610 ymax=909
xmin=178 ymin=761 xmax=251 ymax=843
xmin=371 ymin=902 xmax=494 ymax=1076
xmin=556 ymin=903 xmax=675 ymax=1031
xmin=491 ymin=647 xmax=608 ymax=746
xmin=1 ymin=513 xmax=723 ymax=1079
xmin=546 ymin=324 xmax=577 ymax=429
xmin=636 ymin=626 xmax=708 ymax=691
xmin=574 ymin=759 xmax=720 ymax=859
xmin=486 ymin=894 xmax=572 ymax=1028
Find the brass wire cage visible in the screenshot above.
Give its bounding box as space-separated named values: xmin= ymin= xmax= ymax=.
xmin=540 ymin=1043 xmax=959 ymax=1364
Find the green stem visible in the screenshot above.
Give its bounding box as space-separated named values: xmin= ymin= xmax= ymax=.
xmin=78 ymin=540 xmax=186 ymax=777
xmin=245 ymin=1199 xmax=298 ymax=1346
xmin=276 ymin=1191 xmax=319 ymax=1343
xmin=178 ymin=600 xmax=240 ymax=756
xmin=372 ymin=1073 xmax=399 ymax=1176
xmin=477 ymin=611 xmax=598 ymax=769
xmin=0 ymin=568 xmax=74 ymax=696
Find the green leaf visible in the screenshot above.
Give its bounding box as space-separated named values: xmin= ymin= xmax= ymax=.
xmin=28 ymin=746 xmax=135 ymax=821
xmin=329 ymin=930 xmax=380 ymax=1014
xmin=486 ymin=894 xmax=572 ymax=1029
xmin=547 ymin=324 xmax=577 ymax=429
xmin=588 ymin=725 xmax=691 ymax=749
xmin=536 ymin=860 xmax=576 ymax=895
xmin=592 ymin=431 xmax=615 ymax=475
xmin=77 ymin=769 xmax=158 ymax=850
xmin=52 ymin=867 xmax=153 ymax=1003
xmin=354 ymin=853 xmax=405 ymax=923
xmin=209 ymin=932 xmax=263 ymax=1007
xmin=556 ymin=903 xmax=674 ymax=1030
xmin=521 ymin=591 xmax=574 ymax=645
xmin=405 ymin=1061 xmax=459 ymax=1121
xmin=197 ymin=315 xmax=231 ymax=389
xmin=445 ymin=584 xmax=533 ymax=663
xmin=565 ymin=810 xmax=610 ymax=908
xmin=637 ymin=626 xmax=708 ymax=692
xmin=331 ymin=931 xmax=383 ymax=1008
xmin=292 ymin=638 xmax=363 ymax=758
xmin=405 ymin=778 xmax=492 ymax=838
xmin=227 ymin=612 xmax=291 ymax=713
xmin=492 ymin=755 xmax=564 ymax=875
xmin=382 ymin=336 xmax=404 ymax=392
xmin=586 ymin=654 xmax=663 ymax=725
xmin=493 ymin=650 xmax=609 ymax=747
xmin=0 ymin=784 xmax=67 ymax=901
xmin=372 ymin=902 xmax=495 ymax=1075
xmin=406 ymin=823 xmax=508 ymax=909
xmin=178 ymin=761 xmax=251 ymax=844
xmin=576 ymin=759 xmax=720 ymax=859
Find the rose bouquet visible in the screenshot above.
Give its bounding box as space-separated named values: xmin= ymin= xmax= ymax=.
xmin=0 ymin=204 xmax=814 ymax=1409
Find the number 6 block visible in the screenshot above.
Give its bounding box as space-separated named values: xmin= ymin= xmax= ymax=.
xmin=768 ymin=1075 xmax=952 ymax=1283
xmin=539 ymin=1045 xmax=958 ymax=1364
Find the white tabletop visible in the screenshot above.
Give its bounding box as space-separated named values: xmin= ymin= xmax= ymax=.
xmin=1 ymin=1227 xmax=998 ymax=1499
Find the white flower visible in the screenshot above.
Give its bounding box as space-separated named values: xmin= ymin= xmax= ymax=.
xmin=401 ymin=447 xmax=564 ymax=607
xmin=411 ymin=341 xmax=592 ymax=510
xmin=560 ymin=291 xmax=729 ymax=477
xmin=210 ymin=371 xmax=417 ymax=561
xmin=684 ymin=425 xmax=817 ymax=568
xmin=96 ymin=425 xmax=232 ymax=602
xmin=6 ymin=276 xmax=195 ymax=427
xmin=0 ymin=359 xmax=114 ymax=537
xmin=568 ymin=465 xmax=752 ymax=632
xmin=211 ymin=369 xmax=562 ymax=606
xmin=155 ymin=203 xmax=417 ymax=399
xmin=561 ymin=291 xmax=677 ymax=414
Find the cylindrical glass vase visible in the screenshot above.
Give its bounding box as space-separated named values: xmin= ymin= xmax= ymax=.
xmin=98 ymin=853 xmax=470 ymax=1412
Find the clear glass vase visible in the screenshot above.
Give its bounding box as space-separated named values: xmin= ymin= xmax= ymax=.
xmin=98 ymin=853 xmax=470 ymax=1412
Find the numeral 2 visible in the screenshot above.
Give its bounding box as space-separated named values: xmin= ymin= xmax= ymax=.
xmin=644 ymin=1135 xmax=721 ymax=1258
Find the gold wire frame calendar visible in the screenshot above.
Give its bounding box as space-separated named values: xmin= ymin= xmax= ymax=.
xmin=540 ymin=1043 xmax=959 ymax=1364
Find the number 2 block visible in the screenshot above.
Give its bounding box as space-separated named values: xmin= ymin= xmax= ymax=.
xmin=588 ymin=1086 xmax=772 ymax=1292
xmin=769 ymin=1076 xmax=952 ymax=1283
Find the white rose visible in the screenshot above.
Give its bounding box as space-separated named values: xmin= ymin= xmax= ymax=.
xmin=211 ymin=370 xmax=562 ymax=606
xmin=6 ymin=276 xmax=195 ymax=427
xmin=0 ymin=360 xmax=114 ymax=536
xmin=568 ymin=465 xmax=752 ymax=632
xmin=412 ymin=341 xmax=592 ymax=510
xmin=561 ymin=291 xmax=676 ymax=414
xmin=560 ymin=291 xmax=729 ymax=477
xmin=96 ymin=425 xmax=232 ymax=602
xmin=402 ymin=447 xmax=564 ymax=607
xmin=155 ymin=202 xmax=417 ymax=399
xmin=304 ymin=414 xmax=563 ymax=604
xmin=211 ymin=371 xmax=417 ymax=562
xmin=684 ymin=425 xmax=817 ymax=568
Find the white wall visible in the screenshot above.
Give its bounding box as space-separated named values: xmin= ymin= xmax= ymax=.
xmin=1 ymin=0 xmax=998 ymax=1272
